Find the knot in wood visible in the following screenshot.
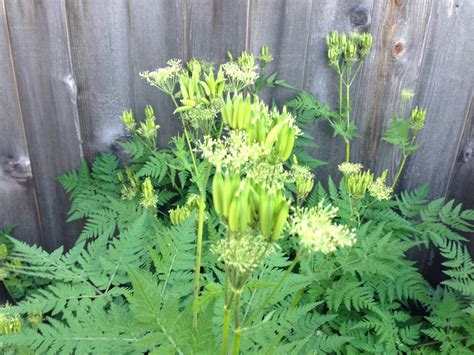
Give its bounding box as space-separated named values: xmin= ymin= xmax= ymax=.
xmin=350 ymin=6 xmax=370 ymax=26
xmin=392 ymin=42 xmax=405 ymax=56
xmin=1 ymin=156 xmax=33 ymax=182
xmin=394 ymin=0 xmax=404 ymax=8
xmin=462 ymin=144 xmax=472 ymax=163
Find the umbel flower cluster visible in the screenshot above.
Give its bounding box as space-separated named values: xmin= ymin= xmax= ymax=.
xmin=290 ymin=202 xmax=356 ymax=254
xmin=338 ymin=162 xmax=393 ymax=201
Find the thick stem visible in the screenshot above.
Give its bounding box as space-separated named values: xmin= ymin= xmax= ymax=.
xmin=232 ymin=291 xmax=241 ymax=355
xmin=339 ymin=73 xmax=343 ymax=119
xmin=243 ymin=254 xmax=302 ymax=328
xmin=221 ymin=306 xmax=231 ymax=354
xmin=221 ymin=268 xmax=231 ymax=355
xmin=345 ymin=82 xmax=351 ymax=163
xmin=192 ymin=194 xmax=206 ymax=328
xmin=392 ymin=154 xmax=407 ymax=189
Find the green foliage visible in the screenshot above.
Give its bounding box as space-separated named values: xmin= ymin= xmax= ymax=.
xmin=2 ymin=45 xmax=473 ymax=355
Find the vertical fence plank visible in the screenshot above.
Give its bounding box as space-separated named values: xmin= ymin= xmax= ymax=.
xmin=5 ymin=0 xmax=83 ymax=250
xmin=303 ymin=0 xmax=375 ymax=181
xmin=447 ymin=97 xmax=474 ymax=255
xmin=128 ymin=0 xmax=187 ymax=147
xmin=0 ymin=1 xmax=42 ymax=246
xmin=401 ymin=0 xmax=474 ymax=198
xmin=351 ymin=1 xmax=433 ymax=184
xmin=188 ymin=0 xmax=248 ymax=62
xmin=66 ymin=0 xmax=132 ymax=162
xmin=247 ymin=0 xmax=313 ymax=103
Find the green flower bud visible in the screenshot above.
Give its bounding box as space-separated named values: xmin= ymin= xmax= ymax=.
xmin=144 ymin=105 xmax=154 ymax=120
xmin=347 ymin=170 xmax=374 ymax=199
xmin=359 ymin=33 xmax=373 ymax=57
xmin=121 ymin=109 xmax=136 ymax=132
xmin=169 ymin=205 xmax=190 ymax=226
xmin=344 ymin=40 xmax=358 ymax=63
xmin=292 ymin=156 xmax=315 ymax=201
xmin=258 ymin=45 xmax=273 ymax=66
xmin=140 ymin=177 xmax=158 ymax=209
xmin=137 ymin=109 xmax=160 ymax=141
xmin=27 ymin=313 xmax=43 ymax=326
xmin=0 ymin=314 xmax=22 ymax=335
xmin=0 ymin=244 xmax=7 ymax=260
xmin=411 ymin=106 xmax=426 ymax=131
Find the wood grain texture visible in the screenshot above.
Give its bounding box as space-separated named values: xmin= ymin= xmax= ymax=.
xmin=447 ymin=97 xmax=474 ymax=254
xmin=401 ymin=0 xmax=474 ymax=198
xmin=0 ymin=1 xmax=42 ymax=246
xmin=303 ymin=0 xmax=375 ymax=182
xmin=188 ymin=0 xmax=248 ymax=62
xmin=66 ymin=0 xmax=132 ymax=162
xmin=5 ymin=0 xmax=83 ymax=250
xmin=128 ymin=0 xmax=187 ymax=147
xmin=247 ymin=0 xmax=313 ymax=103
xmin=351 ymin=0 xmax=433 ymax=183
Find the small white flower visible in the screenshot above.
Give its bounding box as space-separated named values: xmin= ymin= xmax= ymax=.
xmin=211 ymin=234 xmax=273 ymax=274
xmin=290 ymin=202 xmax=356 ymax=254
xmin=338 ymin=162 xmax=363 ymax=176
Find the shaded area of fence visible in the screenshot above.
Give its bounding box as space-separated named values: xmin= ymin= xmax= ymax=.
xmin=1 ymin=0 xmax=473 ymax=252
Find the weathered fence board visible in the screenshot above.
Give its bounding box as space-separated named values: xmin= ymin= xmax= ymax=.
xmin=447 ymin=97 xmax=474 ymax=255
xmin=189 ymin=0 xmax=248 ymax=62
xmin=303 ymin=0 xmax=375 ymax=181
xmin=402 ymin=0 xmax=474 ymax=197
xmin=66 ymin=0 xmax=132 ymax=162
xmin=0 ymin=1 xmax=42 ymax=245
xmin=0 ymin=0 xmax=473 ymax=251
xmin=128 ymin=0 xmax=186 ymax=147
xmin=352 ymin=0 xmax=432 ymax=182
xmin=5 ymin=0 xmax=83 ymax=250
xmin=247 ymin=0 xmax=313 ymax=103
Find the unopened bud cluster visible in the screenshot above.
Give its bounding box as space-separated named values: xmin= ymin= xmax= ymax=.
xmin=169 ymin=194 xmax=202 ymax=226
xmin=326 ymin=31 xmax=372 ymax=69
xmin=339 ymin=164 xmax=392 ymax=201
xmin=292 ymin=156 xmax=314 ymax=202
xmin=121 ymin=105 xmax=160 ymax=144
xmin=140 ymin=177 xmax=158 ymax=209
xmin=411 ymin=106 xmax=426 ymax=132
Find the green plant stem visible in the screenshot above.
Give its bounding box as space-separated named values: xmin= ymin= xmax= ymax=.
xmin=338 ymin=70 xmax=343 ymax=119
xmin=392 ymin=153 xmax=407 ymax=189
xmin=345 ymin=81 xmax=351 ymax=163
xmin=221 ymin=268 xmax=231 ymax=355
xmin=232 ymin=291 xmax=241 ymax=355
xmin=243 ymin=253 xmax=302 ymax=328
xmin=170 ymin=95 xmax=209 ymax=329
xmin=192 ymin=192 xmax=206 ymax=328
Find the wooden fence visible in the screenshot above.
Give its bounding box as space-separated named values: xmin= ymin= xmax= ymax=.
xmin=1 ymin=0 xmax=473 ymax=252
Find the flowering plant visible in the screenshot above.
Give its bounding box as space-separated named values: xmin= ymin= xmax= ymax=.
xmin=1 ymin=34 xmax=473 ymax=355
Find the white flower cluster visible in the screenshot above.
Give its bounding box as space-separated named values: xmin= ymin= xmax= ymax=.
xmin=140 ymin=59 xmax=182 ymax=94
xmin=290 ymin=202 xmax=356 ymax=254
xmin=200 ymin=131 xmax=268 ymax=173
xmin=338 ymin=162 xmax=363 ymax=176
xmin=211 ymin=234 xmax=273 ymax=274
xmin=246 ymin=162 xmax=291 ymax=192
xmin=368 ymin=172 xmax=393 ymax=201
xmin=222 ymin=61 xmax=258 ymax=92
